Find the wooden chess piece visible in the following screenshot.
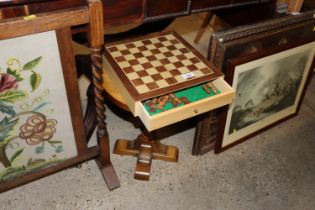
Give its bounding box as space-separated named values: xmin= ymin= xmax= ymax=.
xmin=179 ymin=96 xmax=190 ymax=104
xmin=202 ymin=84 xmax=211 ymax=94
xmin=157 ymin=95 xmax=169 ymax=110
xmin=207 ymin=82 xmax=218 ymax=94
xmin=170 ymin=93 xmax=182 ymax=103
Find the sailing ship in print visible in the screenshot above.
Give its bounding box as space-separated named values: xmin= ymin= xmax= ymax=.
xmin=229 ymin=50 xmax=309 ymax=134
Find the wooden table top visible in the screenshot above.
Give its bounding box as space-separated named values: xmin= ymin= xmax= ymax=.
xmin=0 ymin=0 xmax=273 ymax=27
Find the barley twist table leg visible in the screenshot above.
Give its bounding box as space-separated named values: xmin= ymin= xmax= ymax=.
xmin=91 ymin=47 xmax=120 ymax=190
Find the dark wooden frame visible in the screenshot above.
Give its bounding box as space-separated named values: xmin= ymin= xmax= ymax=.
xmin=192 ymin=9 xmax=315 ymax=155
xmin=0 ymin=1 xmax=119 ymax=192
xmin=209 ymin=9 xmax=315 ymax=72
xmin=214 ymin=38 xmax=315 ymax=153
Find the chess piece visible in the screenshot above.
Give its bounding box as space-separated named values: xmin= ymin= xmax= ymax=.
xmin=179 ymin=96 xmax=190 ymax=104
xmin=169 ymin=98 xmax=179 ymax=107
xmin=207 ymin=82 xmax=218 ymax=94
xmin=202 ymin=84 xmax=211 ymax=94
xmin=144 ymin=100 xmax=153 ymax=107
xmin=170 ymin=94 xmax=182 ymax=104
xmin=145 ymin=98 xmax=158 ymax=112
xmin=169 ymin=93 xmax=182 ymax=107
xmin=157 ymin=95 xmax=169 ymax=110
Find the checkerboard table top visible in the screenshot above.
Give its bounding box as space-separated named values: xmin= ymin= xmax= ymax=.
xmin=104 ymin=31 xmax=222 ymax=101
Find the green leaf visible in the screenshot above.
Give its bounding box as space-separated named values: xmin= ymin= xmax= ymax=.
xmin=0 ymin=117 xmax=18 ymax=141
xmin=0 ymin=101 xmax=16 ymax=116
xmin=27 ymin=158 xmax=33 ymax=166
xmin=0 ymin=90 xmax=26 ymax=103
xmin=7 ymin=68 xmax=23 ymax=81
xmin=32 ymin=102 xmax=49 ymax=112
xmin=27 ymin=159 xmax=46 ymax=167
xmin=30 ymin=72 xmax=41 ymax=91
xmin=48 ymin=140 xmax=62 ymax=144
xmin=23 ymin=56 xmax=42 ymax=70
xmin=10 ymin=148 xmax=24 ymax=162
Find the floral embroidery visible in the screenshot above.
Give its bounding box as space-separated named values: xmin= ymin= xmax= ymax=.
xmin=19 ymin=114 xmax=57 ymax=145
xmin=0 ymin=57 xmax=62 ymax=178
xmin=0 ymin=73 xmax=18 ymax=92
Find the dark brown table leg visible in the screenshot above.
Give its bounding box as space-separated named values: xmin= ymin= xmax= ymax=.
xmin=88 ymin=0 xmax=120 ymax=190
xmin=91 ymin=46 xmax=120 ymax=190
xmin=194 ymin=12 xmax=213 ymax=44
xmin=113 ymin=129 xmax=178 ymax=180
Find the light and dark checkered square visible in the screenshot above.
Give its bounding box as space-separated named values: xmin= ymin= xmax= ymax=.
xmin=105 ymin=32 xmax=219 ymax=100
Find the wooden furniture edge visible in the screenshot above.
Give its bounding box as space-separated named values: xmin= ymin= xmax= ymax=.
xmin=56 ymin=28 xmax=88 ymax=155
xmin=0 ymin=6 xmax=89 ymax=39
xmin=87 ymin=0 xmax=120 ymax=190
xmin=288 ymin=0 xmax=304 ymax=13
xmin=0 ymin=146 xmax=99 ymax=193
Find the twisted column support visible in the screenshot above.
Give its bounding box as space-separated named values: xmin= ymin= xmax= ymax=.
xmin=88 ymin=0 xmax=120 ymax=190
xmin=91 ymin=48 xmax=107 ymax=134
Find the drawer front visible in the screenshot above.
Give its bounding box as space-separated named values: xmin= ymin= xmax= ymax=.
xmin=27 ymin=0 xmax=85 ymax=14
xmin=104 ymin=53 xmax=234 ymax=132
xmin=103 ymin=0 xmax=144 ymax=27
xmin=144 ymin=0 xmax=269 ymax=21
xmin=191 ymin=0 xmax=232 ymax=10
xmin=0 ymin=6 xmax=26 ymax=19
xmin=137 ymin=78 xmax=235 ymax=131
xmin=145 ymin=0 xmax=190 ymax=21
xmin=191 ymin=0 xmax=270 ymax=13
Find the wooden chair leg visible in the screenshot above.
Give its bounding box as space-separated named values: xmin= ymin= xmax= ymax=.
xmin=194 ymin=12 xmax=213 ymax=44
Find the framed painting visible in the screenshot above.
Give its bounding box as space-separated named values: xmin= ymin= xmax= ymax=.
xmin=192 ymin=9 xmax=315 ymax=155
xmin=0 ymin=1 xmax=120 ymax=192
xmin=214 ymin=40 xmax=315 ymax=152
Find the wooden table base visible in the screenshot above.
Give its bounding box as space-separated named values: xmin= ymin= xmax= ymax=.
xmin=113 ymin=132 xmax=179 ymax=180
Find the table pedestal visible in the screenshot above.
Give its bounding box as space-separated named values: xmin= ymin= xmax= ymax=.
xmin=114 ymin=131 xmax=178 ymax=180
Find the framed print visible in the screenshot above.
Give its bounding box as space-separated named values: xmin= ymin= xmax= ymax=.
xmin=193 ymin=10 xmax=315 ymax=155
xmin=215 ymin=40 xmax=315 ymax=153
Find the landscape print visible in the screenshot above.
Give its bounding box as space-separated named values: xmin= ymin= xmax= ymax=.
xmin=222 ymin=42 xmax=315 ymax=147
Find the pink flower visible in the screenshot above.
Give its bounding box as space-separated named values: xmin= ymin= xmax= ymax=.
xmin=0 ymin=73 xmax=18 ymax=93
xmin=19 ymin=114 xmax=57 ymax=145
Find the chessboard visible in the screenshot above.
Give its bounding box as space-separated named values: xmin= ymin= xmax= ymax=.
xmin=104 ymin=31 xmax=222 ymax=101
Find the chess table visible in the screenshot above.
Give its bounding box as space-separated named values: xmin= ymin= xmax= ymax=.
xmin=103 ymin=31 xmax=234 ymax=180
xmin=0 ymin=0 xmax=278 ymax=186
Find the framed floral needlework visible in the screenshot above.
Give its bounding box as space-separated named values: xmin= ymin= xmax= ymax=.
xmin=0 ymin=1 xmax=120 ymax=192
xmin=0 ymin=5 xmax=108 ymax=192
xmin=0 ymin=31 xmax=80 ymax=179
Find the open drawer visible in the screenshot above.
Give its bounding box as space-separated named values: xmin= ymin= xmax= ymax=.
xmin=104 ymin=57 xmax=235 ymax=131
